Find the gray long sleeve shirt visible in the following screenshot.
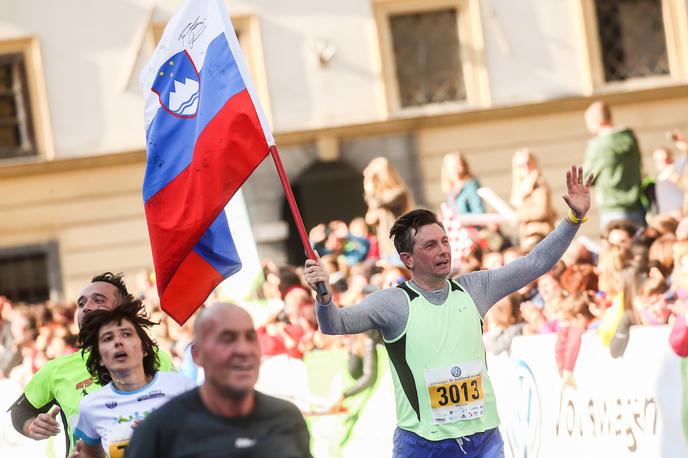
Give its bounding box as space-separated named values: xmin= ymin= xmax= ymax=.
xmin=316 ymin=220 xmax=579 ymax=341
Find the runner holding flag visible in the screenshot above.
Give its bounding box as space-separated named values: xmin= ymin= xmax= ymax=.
xmin=304 ymin=165 xmax=594 ymax=458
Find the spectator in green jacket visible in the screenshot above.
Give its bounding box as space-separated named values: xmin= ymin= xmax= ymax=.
xmin=583 ymin=101 xmax=645 ymax=229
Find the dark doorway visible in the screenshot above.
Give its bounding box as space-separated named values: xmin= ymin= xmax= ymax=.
xmin=282 ymin=160 xmax=366 ymax=265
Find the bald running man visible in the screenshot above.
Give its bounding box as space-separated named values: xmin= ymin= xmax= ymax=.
xmin=126 ymin=303 xmax=312 ymax=458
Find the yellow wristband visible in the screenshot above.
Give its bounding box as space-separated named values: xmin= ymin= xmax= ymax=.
xmin=567 ymin=208 xmax=588 ymax=224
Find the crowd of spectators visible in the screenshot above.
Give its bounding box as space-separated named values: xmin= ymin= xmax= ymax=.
xmin=0 ymin=298 xmax=78 ymax=387
xmin=2 ymin=111 xmax=688 ymax=407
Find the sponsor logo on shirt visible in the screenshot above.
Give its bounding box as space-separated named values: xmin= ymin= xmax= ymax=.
xmin=235 ymin=437 xmax=256 ymax=448
xmin=76 ymin=378 xmax=93 ymax=390
xmin=116 ymin=413 xmax=147 ymax=424
xmin=505 ymin=360 xmax=541 ymax=458
xmin=105 ymin=401 xmax=118 ymax=409
xmin=137 ymin=390 xmax=165 ymax=402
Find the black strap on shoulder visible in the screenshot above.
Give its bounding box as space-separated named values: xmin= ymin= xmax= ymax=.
xmin=449 ymin=279 xmax=464 ymax=292
xmin=8 ymin=394 xmax=43 ymax=431
xmin=396 ymin=282 xmax=419 ymax=301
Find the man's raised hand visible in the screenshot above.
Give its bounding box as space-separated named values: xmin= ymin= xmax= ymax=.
xmin=562 ymin=165 xmax=594 ymax=218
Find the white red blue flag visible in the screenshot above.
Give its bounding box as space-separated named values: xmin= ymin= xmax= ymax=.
xmin=140 ymin=0 xmax=273 ymax=324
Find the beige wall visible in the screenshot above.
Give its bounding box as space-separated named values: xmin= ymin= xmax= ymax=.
xmin=5 ymin=0 xmax=677 ymax=159
xmin=0 ymin=154 xmax=151 ymax=300
xmin=480 ymin=0 xmax=585 ymax=104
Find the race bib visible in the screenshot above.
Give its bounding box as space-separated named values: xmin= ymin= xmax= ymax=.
xmin=108 ymin=439 xmax=129 ymax=458
xmin=424 ymin=360 xmax=484 ymax=424
xmin=106 ymin=422 xmax=134 ymax=458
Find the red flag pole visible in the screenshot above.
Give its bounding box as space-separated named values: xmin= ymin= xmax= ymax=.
xmin=269 ymin=145 xmax=328 ymax=297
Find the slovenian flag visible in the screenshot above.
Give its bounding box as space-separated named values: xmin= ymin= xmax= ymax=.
xmin=140 ymin=0 xmax=273 ymax=324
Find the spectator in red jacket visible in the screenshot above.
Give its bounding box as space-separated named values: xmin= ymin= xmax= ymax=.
xmin=670 ymin=301 xmax=688 ymax=357
xmin=555 ymin=293 xmax=593 ymax=388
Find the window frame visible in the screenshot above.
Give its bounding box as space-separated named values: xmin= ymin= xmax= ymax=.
xmin=0 ymin=241 xmax=62 ymax=303
xmin=0 ymin=37 xmax=53 ymax=161
xmin=372 ymin=0 xmax=490 ymax=116
xmin=576 ymin=0 xmax=688 ymax=93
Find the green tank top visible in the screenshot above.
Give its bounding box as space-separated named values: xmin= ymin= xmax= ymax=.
xmin=383 ymin=280 xmax=499 ymax=440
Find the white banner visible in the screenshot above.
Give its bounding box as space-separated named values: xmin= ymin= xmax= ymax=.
xmin=489 ymin=326 xmax=688 ymax=458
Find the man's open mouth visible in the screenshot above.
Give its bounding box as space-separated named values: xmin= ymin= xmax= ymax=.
xmin=114 ymin=351 xmax=128 ymax=361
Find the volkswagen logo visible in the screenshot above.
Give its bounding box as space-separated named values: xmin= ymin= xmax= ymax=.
xmin=505 ymin=360 xmax=542 ymax=458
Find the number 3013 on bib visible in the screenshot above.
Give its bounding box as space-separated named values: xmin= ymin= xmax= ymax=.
xmin=424 ymin=361 xmax=485 ymax=424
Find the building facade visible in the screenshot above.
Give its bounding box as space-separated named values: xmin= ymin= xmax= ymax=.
xmin=1 ymin=0 xmax=688 ymax=301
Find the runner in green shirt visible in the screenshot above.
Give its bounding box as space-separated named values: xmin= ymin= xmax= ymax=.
xmin=8 ymin=272 xmax=174 ymax=455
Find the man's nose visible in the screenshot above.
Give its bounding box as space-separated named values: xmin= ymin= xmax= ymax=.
xmin=83 ymin=299 xmax=95 ymax=313
xmin=234 ymin=337 xmax=253 ymax=354
xmin=441 ymin=242 xmax=450 ymax=255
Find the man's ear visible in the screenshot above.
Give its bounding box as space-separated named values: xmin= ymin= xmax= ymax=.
xmin=191 ymin=342 xmax=202 ymax=366
xmin=399 ymin=252 xmax=413 ymax=270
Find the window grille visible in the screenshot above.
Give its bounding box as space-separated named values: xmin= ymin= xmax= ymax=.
xmin=595 ymin=0 xmax=669 ymax=82
xmin=0 ymin=53 xmax=35 ymax=159
xmin=390 ymin=9 xmax=466 ymax=108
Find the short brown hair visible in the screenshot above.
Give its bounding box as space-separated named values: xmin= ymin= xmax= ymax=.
xmin=560 ymin=263 xmax=598 ymax=293
xmin=389 ymin=209 xmax=444 ymax=254
xmin=604 ymin=220 xmax=638 ymax=242
xmin=649 ymin=215 xmax=678 ymax=236
xmin=649 ymin=234 xmax=676 ymax=274
xmin=90 ymin=272 xmax=134 ymax=306
xmin=560 ymin=292 xmax=592 ymax=320
xmin=639 ymin=277 xmax=668 ymax=298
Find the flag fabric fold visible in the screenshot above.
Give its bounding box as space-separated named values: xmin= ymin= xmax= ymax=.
xmin=140 ymin=0 xmax=273 ymax=324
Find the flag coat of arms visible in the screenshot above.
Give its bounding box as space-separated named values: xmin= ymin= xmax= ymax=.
xmin=140 ymin=0 xmax=273 ymax=324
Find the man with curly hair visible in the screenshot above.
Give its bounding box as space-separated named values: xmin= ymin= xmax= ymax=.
xmin=8 ymin=272 xmax=174 ymax=455
xmin=70 ymin=300 xmax=194 ymax=458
